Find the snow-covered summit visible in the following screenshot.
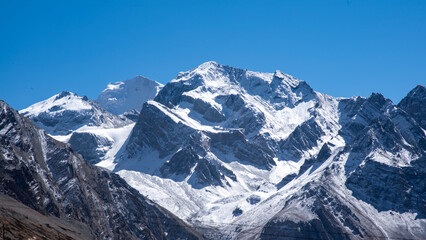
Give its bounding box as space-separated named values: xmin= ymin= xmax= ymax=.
xmin=21 ymin=91 xmax=91 ymax=115
xmin=168 ymin=61 xmax=313 ymax=104
xmin=112 ymin=62 xmax=338 ymax=225
xmin=155 ymin=61 xmax=317 ymax=141
xmin=196 ymin=60 xmax=220 ymax=70
xmin=97 ymin=76 xmax=163 ymax=115
xmin=175 ymin=61 xmax=301 ymax=87
xmin=20 ymin=91 xmax=130 ymax=135
xmin=111 ymin=62 xmax=425 ymax=239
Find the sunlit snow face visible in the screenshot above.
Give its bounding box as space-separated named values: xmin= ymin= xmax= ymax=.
xmin=97 ymin=76 xmax=163 ymax=115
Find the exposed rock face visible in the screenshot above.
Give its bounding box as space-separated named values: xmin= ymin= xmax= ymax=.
xmin=68 ymin=132 xmax=113 ymax=164
xmin=346 ymin=158 xmax=426 ymax=219
xmin=278 ymin=118 xmax=325 ymax=161
xmin=337 ymin=92 xmax=426 ymax=221
xmin=258 ymin=90 xmax=426 ymax=240
xmin=160 ymin=146 xmax=199 ymax=178
xmin=0 ymin=100 xmax=200 ymax=239
xmin=259 ymin=184 xmax=387 ymax=240
xmin=398 ymin=85 xmax=426 ymax=129
xmin=121 ymin=109 xmax=141 ymax=122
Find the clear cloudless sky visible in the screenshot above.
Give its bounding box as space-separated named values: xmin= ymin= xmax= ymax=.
xmin=1 ymin=0 xmax=425 ymax=110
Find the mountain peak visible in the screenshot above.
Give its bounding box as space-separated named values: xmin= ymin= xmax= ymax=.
xmin=22 ymin=91 xmax=91 ymax=116
xmin=184 ymin=61 xmax=223 ymax=77
xmin=56 ymin=90 xmax=73 ymax=99
xmin=160 ymin=62 xmax=314 ymax=110
xmin=397 ymin=84 xmax=426 ymax=129
xmin=103 ymin=75 xmax=157 ymax=92
xmin=0 ymin=99 xmax=12 ymax=114
xmin=197 ymin=61 xmax=220 ymax=69
xmin=21 ymin=91 xmax=130 ymax=135
xmin=274 ymin=70 xmax=286 ymax=79
xmin=97 ymin=76 xmax=163 ymax=115
xmin=368 ymin=92 xmax=386 ymax=100
xmin=405 ymin=84 xmax=425 ymax=99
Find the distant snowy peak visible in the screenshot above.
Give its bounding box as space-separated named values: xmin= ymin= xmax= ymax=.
xmin=20 ymin=91 xmax=130 ymax=135
xmin=97 ymin=76 xmax=163 ymax=115
xmin=153 ymin=61 xmax=318 ymax=142
xmin=21 ymin=91 xmax=91 ymax=116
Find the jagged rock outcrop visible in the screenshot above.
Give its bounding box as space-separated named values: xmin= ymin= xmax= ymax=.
xmin=68 ymin=132 xmax=113 ymax=164
xmin=397 ymin=85 xmax=426 ymax=129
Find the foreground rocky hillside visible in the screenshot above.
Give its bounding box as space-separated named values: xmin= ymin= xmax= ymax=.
xmin=0 ymin=194 xmax=91 ymax=240
xmin=0 ymin=100 xmax=200 ymax=239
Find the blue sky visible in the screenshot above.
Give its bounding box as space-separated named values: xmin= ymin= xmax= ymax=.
xmin=1 ymin=0 xmax=425 ymax=110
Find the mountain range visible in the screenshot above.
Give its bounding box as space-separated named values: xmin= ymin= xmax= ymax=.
xmin=1 ymin=61 xmax=425 ymax=239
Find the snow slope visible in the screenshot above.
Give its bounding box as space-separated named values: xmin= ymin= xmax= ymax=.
xmin=97 ymin=75 xmax=163 ymax=115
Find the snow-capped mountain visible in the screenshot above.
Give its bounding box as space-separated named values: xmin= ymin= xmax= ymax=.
xmin=97 ymin=76 xmax=163 ymax=116
xmin=110 ymin=62 xmax=425 ymax=239
xmin=20 ymin=91 xmax=134 ymax=164
xmin=0 ymin=100 xmax=200 ymax=239
xmin=20 ymin=91 xmax=131 ymax=135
